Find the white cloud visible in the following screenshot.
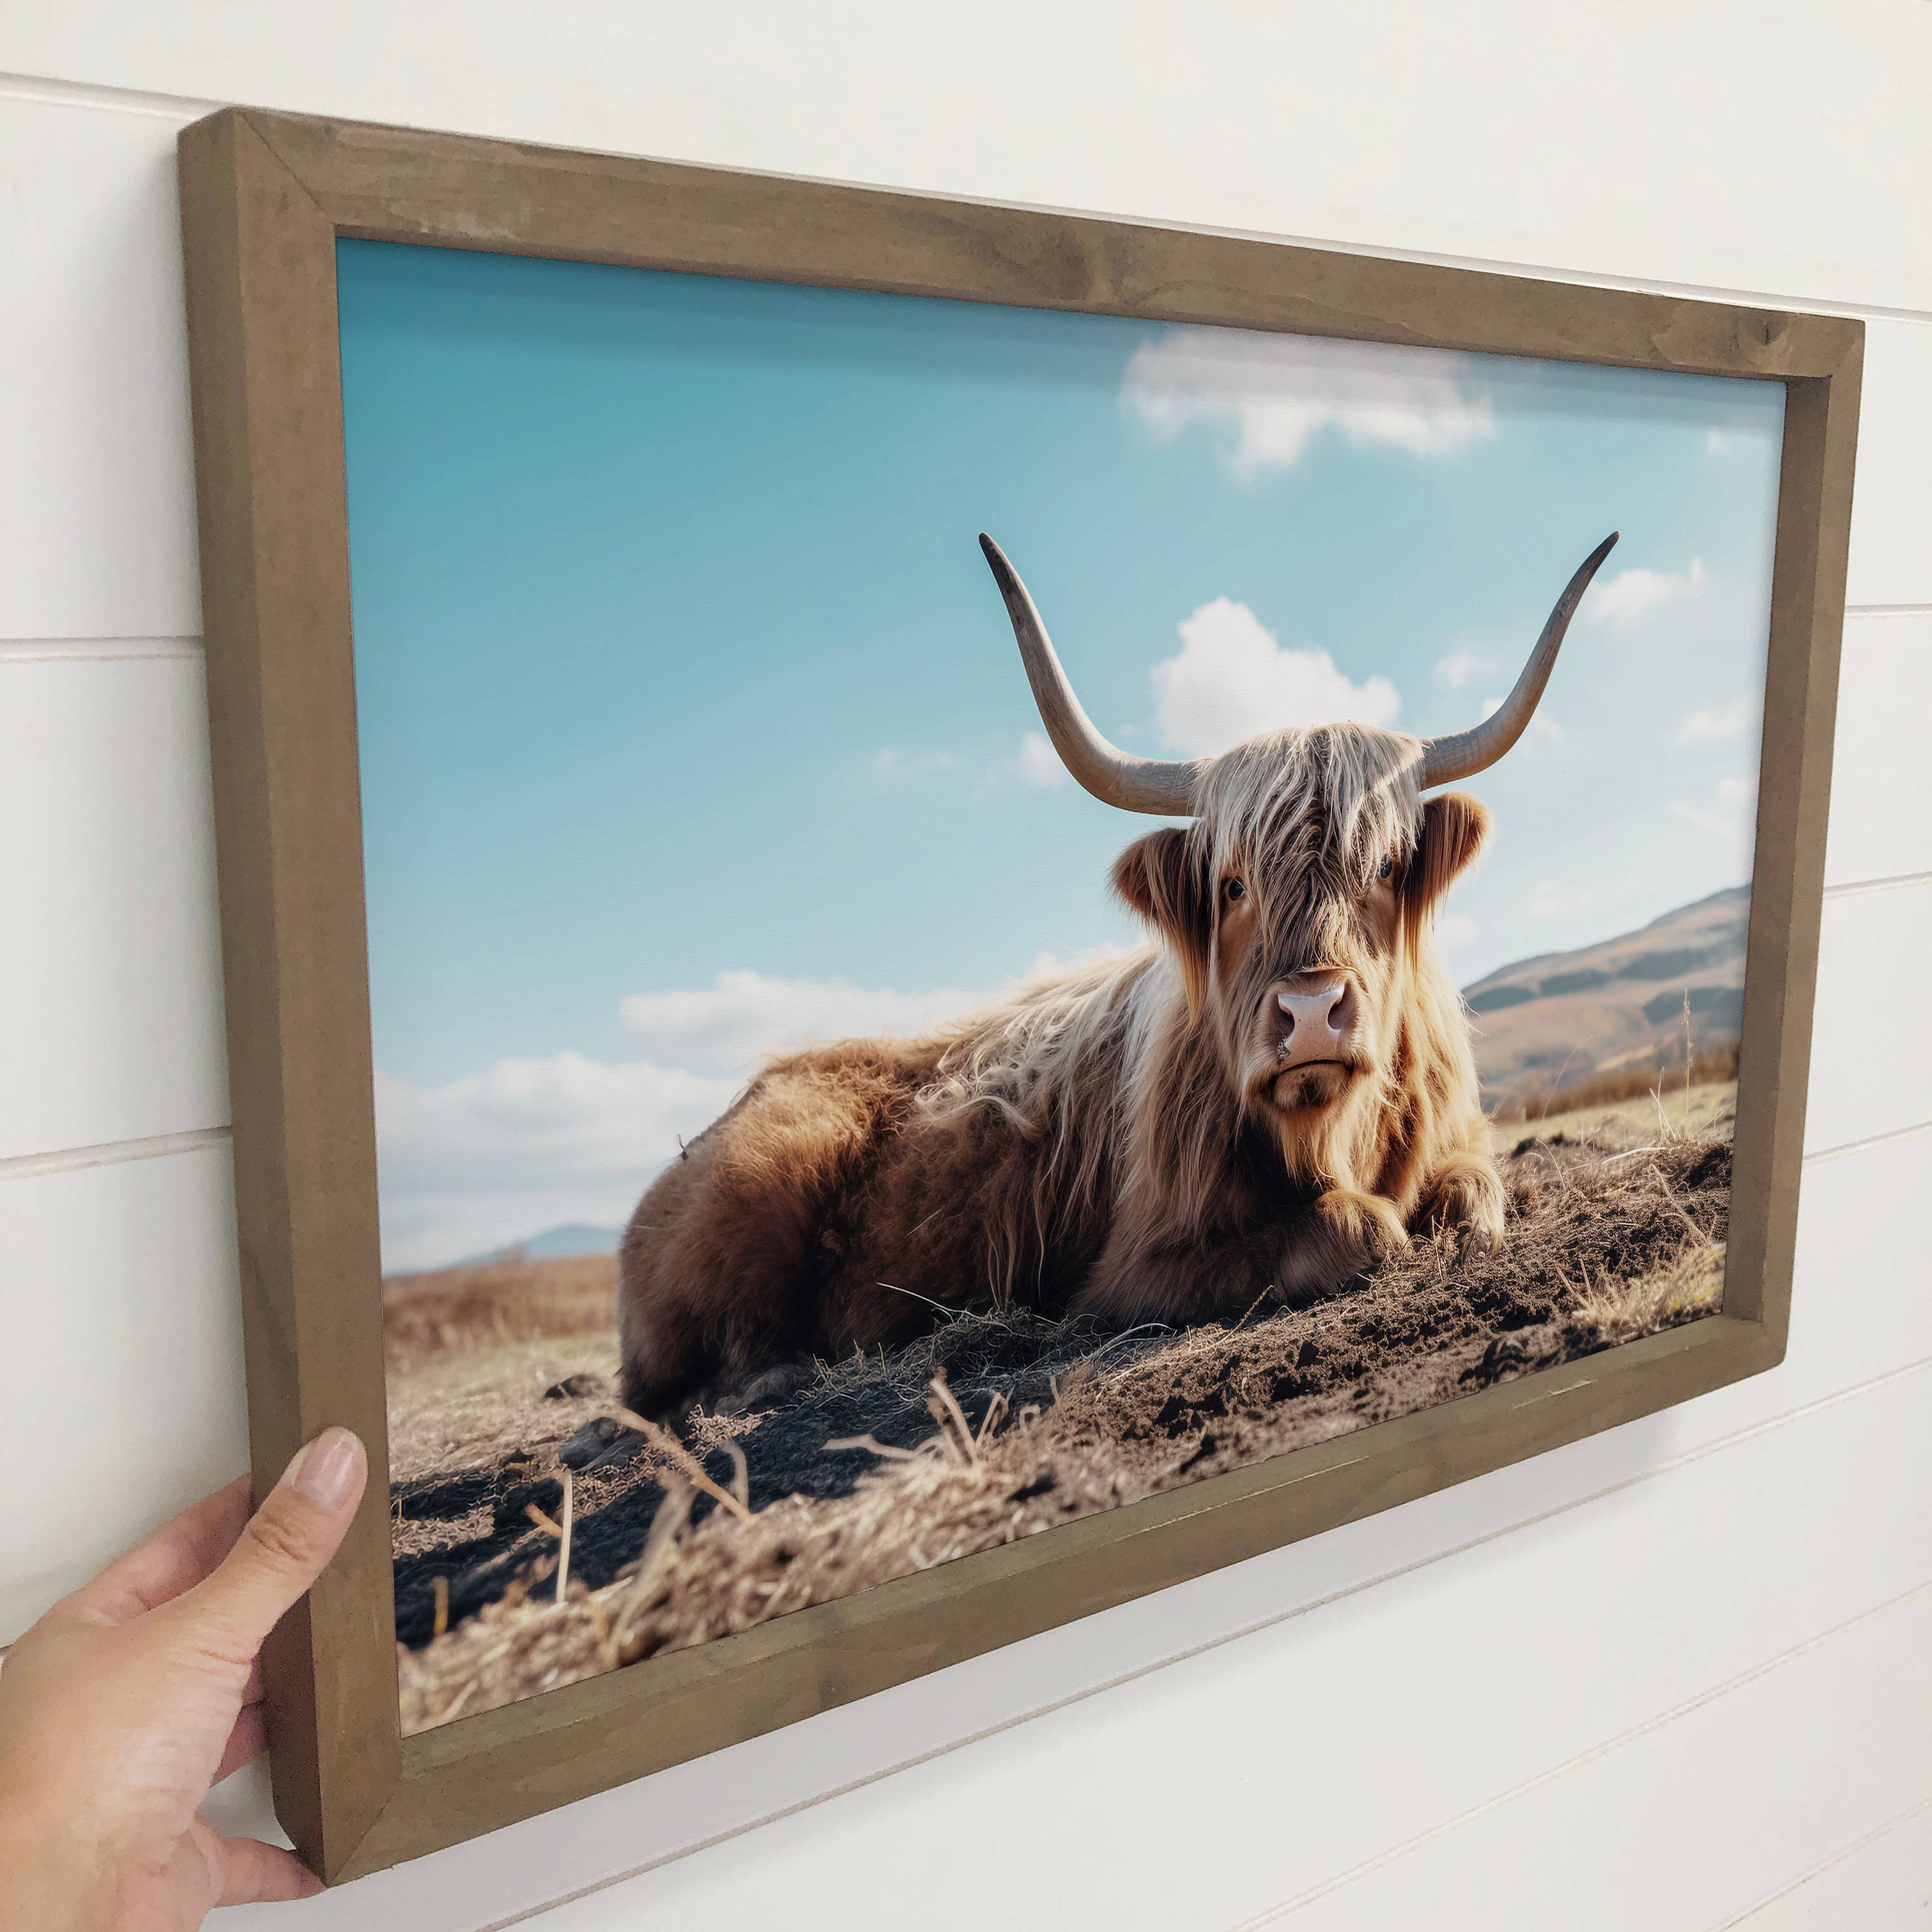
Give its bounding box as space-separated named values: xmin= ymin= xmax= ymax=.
xmin=1671 ymin=775 xmax=1757 ymax=878
xmin=1671 ymin=801 xmax=1731 ymax=835
xmin=1151 ymin=596 xmax=1400 ymax=756
xmin=1015 ymin=730 xmax=1068 ymax=789
xmin=621 ymin=968 xmax=991 ymax=1074
xmin=1586 ymin=556 xmax=1706 ymax=627
xmin=374 ymin=1053 xmax=736 ymax=1273
xmin=1678 ymin=702 xmax=1749 ymax=744
xmin=385 ymin=951 xmax=1139 ymax=1269
xmin=1435 ymin=647 xmax=1499 ymax=690
xmin=1122 ymin=326 xmax=1496 ymax=478
xmin=1432 ymin=913 xmax=1479 ymax=968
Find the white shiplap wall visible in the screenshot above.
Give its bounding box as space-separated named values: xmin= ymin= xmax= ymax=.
xmin=1 ymin=8 xmax=1928 ymax=1926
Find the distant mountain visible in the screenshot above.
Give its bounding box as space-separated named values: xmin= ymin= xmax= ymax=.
xmin=1460 ymin=885 xmax=1747 ymax=1101
xmin=461 ymin=1222 xmax=623 ymax=1267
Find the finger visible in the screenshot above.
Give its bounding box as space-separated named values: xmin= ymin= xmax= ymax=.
xmin=170 ymin=1429 xmax=367 ymax=1660
xmin=59 ymin=1476 xmax=253 ymax=1626
xmin=210 ymin=1832 xmax=325 ymax=1906
xmin=211 ymin=1699 xmax=269 ymax=1786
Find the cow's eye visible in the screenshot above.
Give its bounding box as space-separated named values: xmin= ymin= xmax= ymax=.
xmin=1377 ymin=855 xmax=1393 ymax=881
xmin=1223 ymin=877 xmax=1246 ymax=904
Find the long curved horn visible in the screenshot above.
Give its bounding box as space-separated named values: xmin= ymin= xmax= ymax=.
xmin=980 ymin=534 xmax=1200 ymax=816
xmin=1418 ymin=532 xmax=1619 ymax=789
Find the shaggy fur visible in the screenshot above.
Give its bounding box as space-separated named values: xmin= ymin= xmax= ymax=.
xmin=618 ymin=723 xmax=1503 ymax=1421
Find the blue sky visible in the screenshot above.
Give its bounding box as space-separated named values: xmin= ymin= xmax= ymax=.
xmin=337 ymin=240 xmax=1784 ymax=1269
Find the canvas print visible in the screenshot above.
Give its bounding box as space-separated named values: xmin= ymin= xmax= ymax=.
xmin=339 ymin=241 xmax=1782 ymax=1731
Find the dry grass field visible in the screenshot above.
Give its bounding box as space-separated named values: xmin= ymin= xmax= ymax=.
xmin=385 ymin=1080 xmax=1736 ymax=1733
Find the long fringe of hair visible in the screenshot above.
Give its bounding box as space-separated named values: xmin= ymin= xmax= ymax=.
xmin=910 ymin=722 xmax=1483 ymax=1292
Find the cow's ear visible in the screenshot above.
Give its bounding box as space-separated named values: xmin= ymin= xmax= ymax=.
xmin=1112 ymin=828 xmax=1212 ymax=1019
xmin=1404 ymin=792 xmax=1492 ymax=944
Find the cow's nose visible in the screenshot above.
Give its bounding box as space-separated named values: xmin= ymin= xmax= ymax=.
xmin=1276 ymin=983 xmax=1354 ymax=1068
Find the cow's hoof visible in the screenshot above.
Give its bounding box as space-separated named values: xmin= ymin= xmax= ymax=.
xmin=1420 ymin=1156 xmax=1508 ymax=1257
xmin=710 ymin=1361 xmax=815 ymax=1418
xmin=558 ymin=1416 xmax=645 ymax=1474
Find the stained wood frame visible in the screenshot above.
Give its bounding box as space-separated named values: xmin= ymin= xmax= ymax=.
xmin=176 ymin=104 xmax=1860 ymax=1883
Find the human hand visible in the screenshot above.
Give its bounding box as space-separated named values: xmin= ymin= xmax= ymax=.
xmin=0 ymin=1428 xmax=368 ymax=1929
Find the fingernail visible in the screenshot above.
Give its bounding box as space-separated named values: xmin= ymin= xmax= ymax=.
xmin=293 ymin=1427 xmax=364 ymax=1510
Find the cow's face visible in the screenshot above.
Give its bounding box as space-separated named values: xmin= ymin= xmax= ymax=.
xmin=1112 ymin=727 xmax=1490 ymax=1134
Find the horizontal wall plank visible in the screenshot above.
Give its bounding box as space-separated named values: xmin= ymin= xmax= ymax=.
xmin=4 ymin=84 xmax=1929 ymax=664
xmin=0 ymin=92 xmax=201 ymax=640
xmin=5 ymin=4 xmax=1932 ymax=315
xmin=1823 ymin=612 xmax=1932 ymax=889
xmin=0 ymin=1144 xmax=247 ymax=1643
xmin=1846 ymin=319 xmax=1932 ymax=611
xmin=1804 ymin=880 xmax=1932 ymax=1155
xmin=1269 ymin=1586 xmax=1932 ymax=1931
xmin=1740 ymin=1800 xmax=1932 ymax=1929
xmin=477 ymin=1369 xmax=1932 ymax=1931
xmin=0 ymin=652 xmax=228 ymax=1160
xmin=206 ymin=1129 xmax=1932 ymax=1930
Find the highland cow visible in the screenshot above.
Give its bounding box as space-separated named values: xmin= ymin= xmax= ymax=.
xmin=614 ymin=531 xmax=1619 ymax=1423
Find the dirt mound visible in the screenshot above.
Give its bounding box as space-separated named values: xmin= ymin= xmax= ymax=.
xmin=392 ymin=1107 xmax=1732 ymax=1725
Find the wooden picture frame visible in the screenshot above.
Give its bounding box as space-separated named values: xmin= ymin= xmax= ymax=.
xmin=176 ymin=105 xmax=1860 ymax=1883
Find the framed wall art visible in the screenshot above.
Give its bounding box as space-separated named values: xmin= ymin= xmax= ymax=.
xmin=178 ymin=106 xmax=1860 ymax=1882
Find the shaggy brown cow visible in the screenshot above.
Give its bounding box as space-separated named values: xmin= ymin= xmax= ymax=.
xmin=615 ymin=532 xmax=1618 ymax=1422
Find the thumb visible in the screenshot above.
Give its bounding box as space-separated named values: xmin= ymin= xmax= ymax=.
xmin=180 ymin=1428 xmax=368 ymax=1657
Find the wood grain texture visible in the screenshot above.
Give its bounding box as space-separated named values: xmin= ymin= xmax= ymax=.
xmin=247 ymin=111 xmax=1860 ymax=381
xmin=1726 ymin=351 xmax=1862 ymax=1346
xmin=178 ymin=109 xmax=402 ymax=1872
xmin=172 ymin=103 xmax=1857 ymax=1883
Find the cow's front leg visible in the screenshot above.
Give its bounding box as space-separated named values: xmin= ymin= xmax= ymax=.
xmin=1273 ymin=1186 xmax=1409 ymax=1307
xmin=1073 ymin=1222 xmax=1286 ymax=1328
xmin=1414 ymin=1151 xmax=1506 ymax=1256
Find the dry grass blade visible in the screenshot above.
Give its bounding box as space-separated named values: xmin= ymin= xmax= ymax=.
xmin=1648 ymin=1161 xmax=1718 ymax=1245
xmin=433 ymin=1679 xmax=477 ymax=1728
xmin=824 ymin=1432 xmax=929 ymax=1462
xmin=719 ymin=1436 xmax=749 ymax=1511
xmin=431 ymin=1574 xmax=449 ymax=1639
xmin=524 ymin=1501 xmax=564 ymax=1538
xmin=926 ymin=1372 xmax=979 ymax=1466
xmin=555 ymin=1466 xmax=574 ymax=1604
xmin=586 ymin=1591 xmax=614 ymax=1671
xmin=608 ymin=1404 xmax=755 ymax=1522
xmin=976 ymin=1390 xmax=1009 ymax=1449
xmin=611 ymin=1478 xmax=696 ymax=1653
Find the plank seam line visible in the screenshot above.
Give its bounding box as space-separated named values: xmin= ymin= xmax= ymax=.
xmin=1821 ymin=868 xmax=1932 ymax=901
xmin=1706 ymin=1792 xmax=1932 ymax=1931
xmin=3 ymin=1112 xmax=1922 ymax=1187
xmin=0 ymin=637 xmax=203 ymax=663
xmin=1803 ymin=1115 xmax=1932 ymax=1166
xmin=1843 ymin=603 xmax=1932 ymax=618
xmin=1225 ymin=1577 xmax=1932 ymax=1931
xmin=1 ymin=68 xmax=1929 ymax=329
xmin=0 ymin=70 xmax=212 ymax=121
xmin=466 ymin=1354 xmax=1932 ymax=1931
xmin=0 ymin=1127 xmax=230 ymax=1182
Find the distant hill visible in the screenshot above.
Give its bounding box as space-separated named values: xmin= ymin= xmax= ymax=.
xmin=460 ymin=1222 xmax=623 ymax=1268
xmin=1461 ymin=885 xmax=1747 ymax=1103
